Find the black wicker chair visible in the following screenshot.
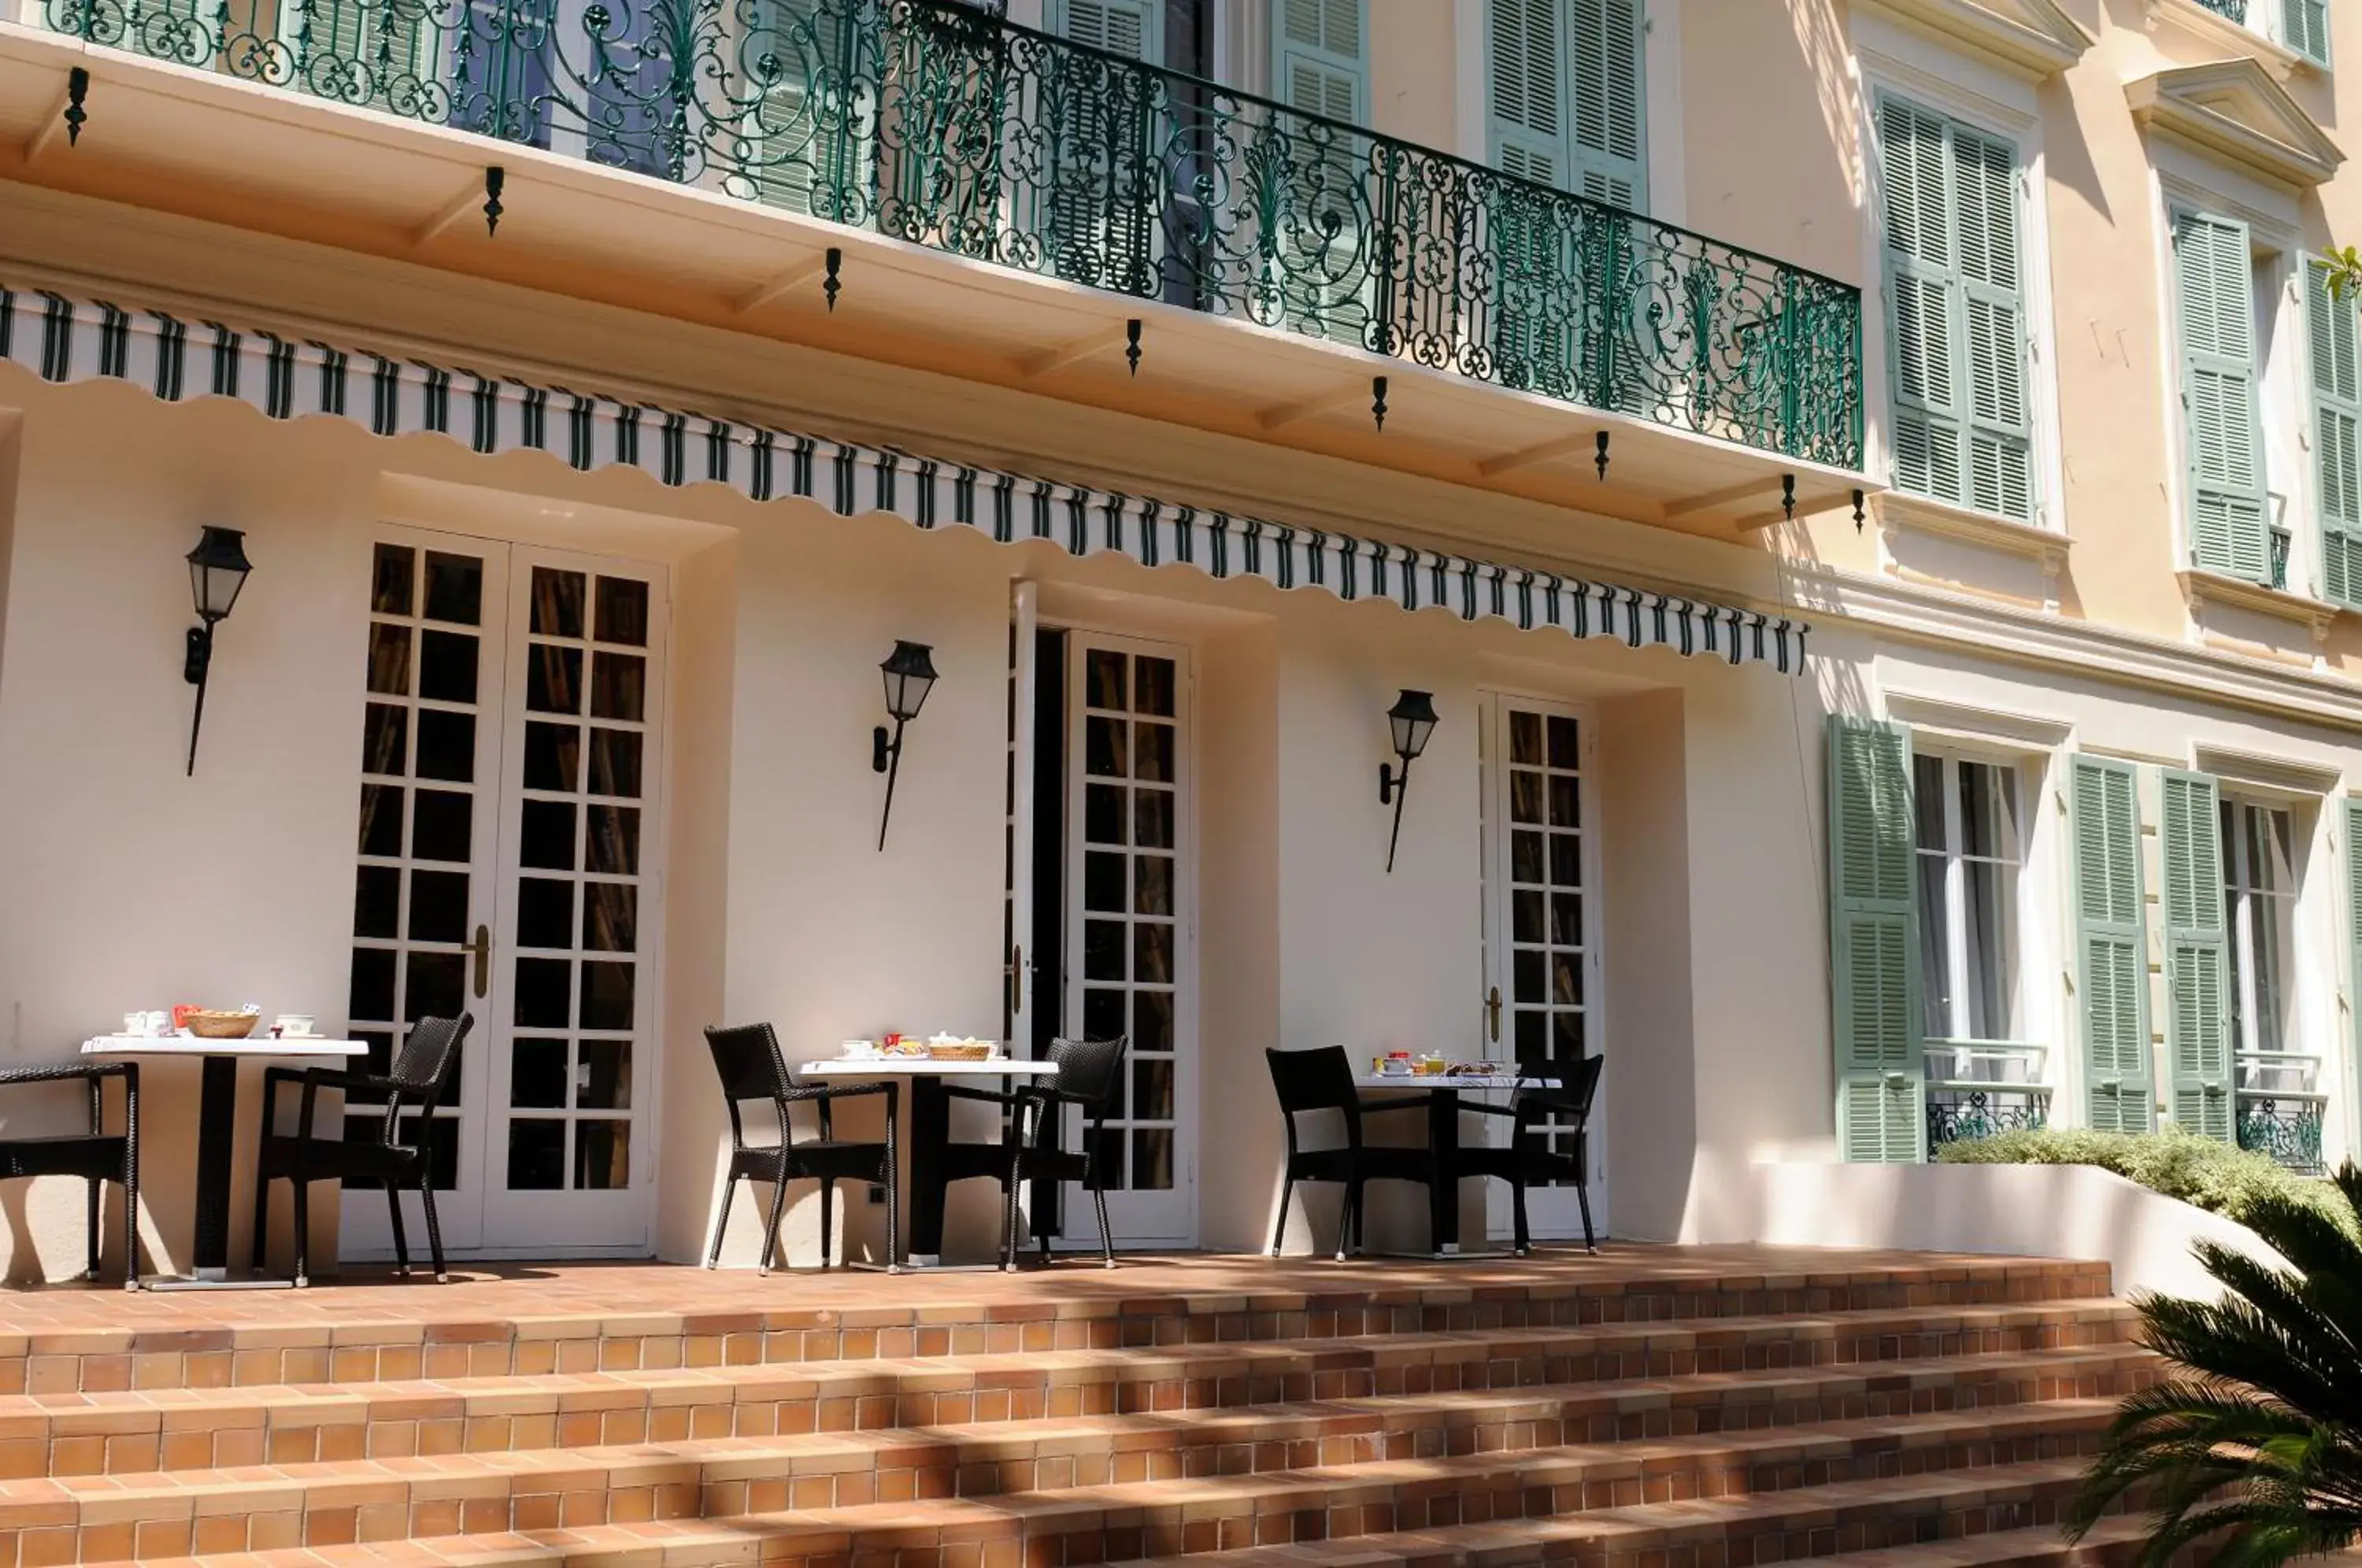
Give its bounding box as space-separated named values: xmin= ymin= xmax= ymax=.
xmin=1265 ymin=1045 xmax=1433 ymax=1260
xmin=704 ymin=1023 xmax=898 ymax=1273
xmin=1458 ymin=1054 xmax=1607 ymax=1255
xmin=0 ymin=1062 xmax=140 ymax=1287
xmin=254 ymin=1014 xmax=471 ymax=1286
xmin=930 ymin=1035 xmax=1127 ymax=1270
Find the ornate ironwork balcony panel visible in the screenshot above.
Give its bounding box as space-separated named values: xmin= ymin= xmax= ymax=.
xmin=2237 ymin=1094 xmax=2325 ymax=1175
xmin=39 ymin=0 xmax=1863 ymax=468
xmin=1927 ymin=1089 xmax=2047 ymax=1148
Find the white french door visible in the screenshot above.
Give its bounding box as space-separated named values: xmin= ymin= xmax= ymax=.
xmin=1059 ymin=631 xmax=1195 ymax=1248
xmin=1479 ymin=692 xmax=1609 ymax=1240
xmin=342 ymin=529 xmax=668 ymax=1259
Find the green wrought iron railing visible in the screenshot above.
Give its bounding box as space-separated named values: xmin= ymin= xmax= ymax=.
xmin=40 ymin=0 xmax=1864 ymax=468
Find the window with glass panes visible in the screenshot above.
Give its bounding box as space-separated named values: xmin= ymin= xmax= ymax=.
xmin=1911 ymin=753 xmax=2022 ymax=1043
xmin=2221 ymin=798 xmax=2298 ymax=1058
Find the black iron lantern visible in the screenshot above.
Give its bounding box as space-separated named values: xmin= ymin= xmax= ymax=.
xmin=183 ymin=527 xmax=253 ymax=776
xmin=872 ymin=640 xmax=939 ymax=850
xmin=1378 ymin=689 xmax=1438 ymax=875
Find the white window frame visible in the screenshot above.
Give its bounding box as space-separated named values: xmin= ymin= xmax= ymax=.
xmin=2223 ymin=793 xmax=2302 ymax=1058
xmin=1855 ymin=22 xmax=2067 ymax=539
xmin=2153 ymin=162 xmax=2309 ymax=598
xmin=1912 ymin=749 xmax=2029 ymax=1047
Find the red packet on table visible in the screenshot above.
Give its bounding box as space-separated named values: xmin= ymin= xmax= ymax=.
xmin=171 ymin=1004 xmax=196 ymax=1031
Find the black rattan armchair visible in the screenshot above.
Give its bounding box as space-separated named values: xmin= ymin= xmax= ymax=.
xmin=1265 ymin=1045 xmax=1433 ymax=1260
xmin=1459 ymin=1054 xmax=1606 ymax=1255
xmin=253 ymin=1014 xmax=471 ymax=1286
xmin=0 ymin=1061 xmax=140 ymax=1286
xmin=930 ymin=1036 xmax=1127 ymax=1270
xmin=704 ymin=1023 xmax=898 ymax=1273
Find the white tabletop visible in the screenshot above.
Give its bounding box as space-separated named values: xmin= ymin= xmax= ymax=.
xmin=798 ymin=1058 xmax=1059 ymax=1077
xmin=1355 ymin=1074 xmax=1557 ymax=1091
xmin=83 ymin=1034 xmax=367 ymax=1058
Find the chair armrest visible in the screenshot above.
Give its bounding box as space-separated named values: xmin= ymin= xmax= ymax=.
xmin=1461 ymin=1099 xmax=1521 ymax=1121
xmin=0 ymin=1061 xmax=134 ymax=1088
xmin=1356 ymin=1093 xmax=1430 ymax=1115
xmin=292 ymin=1068 xmax=403 ymax=1099
xmin=784 ymin=1079 xmax=898 ymax=1103
xmin=1514 ymin=1087 xmax=1589 ymax=1122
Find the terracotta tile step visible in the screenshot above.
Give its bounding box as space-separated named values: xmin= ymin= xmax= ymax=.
xmin=1 ymin=1289 xmax=2139 ymax=1410
xmin=0 ymin=1318 xmax=2153 ymax=1477
xmin=0 ymin=1262 xmax=2118 ymax=1397
xmin=1103 ymin=1511 xmax=2157 ymax=1568
xmin=0 ymin=1390 xmax=2127 ymax=1560
xmin=24 ymin=1454 xmax=2113 ymax=1568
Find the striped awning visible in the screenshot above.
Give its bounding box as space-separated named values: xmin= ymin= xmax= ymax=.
xmin=0 ymin=286 xmax=1808 ymax=673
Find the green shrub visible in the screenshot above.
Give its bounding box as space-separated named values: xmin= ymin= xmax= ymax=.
xmin=1934 ymin=1124 xmax=2356 ymax=1235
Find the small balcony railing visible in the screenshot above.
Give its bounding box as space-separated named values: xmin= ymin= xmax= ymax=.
xmin=1925 ymin=1040 xmax=2050 ymax=1150
xmin=35 ymin=0 xmax=1864 ymax=468
xmin=2236 ymin=1052 xmax=2326 ymax=1175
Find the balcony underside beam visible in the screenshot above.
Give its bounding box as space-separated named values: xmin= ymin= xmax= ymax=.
xmin=1016 ymin=322 xmax=1132 ymax=380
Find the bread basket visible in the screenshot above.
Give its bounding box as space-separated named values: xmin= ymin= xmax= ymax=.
xmin=926 ymin=1041 xmax=998 ymax=1061
xmin=182 ymin=1009 xmax=259 ymax=1041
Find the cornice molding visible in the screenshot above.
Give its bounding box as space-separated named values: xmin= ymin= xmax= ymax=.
xmin=2145 ymin=0 xmax=2308 ymax=80
xmin=1858 ymin=0 xmax=2094 ymax=78
xmin=2179 ymin=568 xmax=2338 ymax=642
xmin=1875 ymin=491 xmax=2069 ymax=575
xmin=1788 ymin=564 xmax=2362 ymax=732
xmin=2127 ymin=58 xmax=2344 ymax=190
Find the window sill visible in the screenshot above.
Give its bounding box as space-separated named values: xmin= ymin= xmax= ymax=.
xmin=2178 ymin=568 xmax=2338 ymax=641
xmin=2144 ymin=0 xmax=2312 ymax=80
xmin=1876 ymin=492 xmax=2068 ymax=574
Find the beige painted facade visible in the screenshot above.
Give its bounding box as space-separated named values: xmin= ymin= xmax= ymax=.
xmin=2 ymin=0 xmax=2361 ymax=1279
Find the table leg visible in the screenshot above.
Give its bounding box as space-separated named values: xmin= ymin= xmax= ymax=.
xmin=907 ymin=1075 xmax=949 ymax=1267
xmin=1428 ymin=1089 xmax=1460 ymax=1256
xmin=148 ymin=1053 xmax=293 ymax=1290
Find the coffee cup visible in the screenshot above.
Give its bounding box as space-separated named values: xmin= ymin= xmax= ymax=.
xmin=275 ymin=1015 xmax=317 ymax=1038
xmin=841 ymin=1039 xmax=878 ymax=1059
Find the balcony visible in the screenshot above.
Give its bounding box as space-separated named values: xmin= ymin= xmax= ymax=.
xmin=22 ymin=0 xmax=1861 ymax=475
xmin=1925 ymin=1040 xmax=2050 ymax=1151
xmin=2235 ymin=1052 xmax=2326 ymax=1174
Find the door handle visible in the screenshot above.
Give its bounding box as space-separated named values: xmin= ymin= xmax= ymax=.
xmin=1486 ymin=987 xmax=1501 ymax=1044
xmin=469 ymin=924 xmax=492 ymax=1000
xmin=1011 ymin=945 xmax=1024 ymax=1014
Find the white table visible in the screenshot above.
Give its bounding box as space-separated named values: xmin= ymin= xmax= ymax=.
xmin=83 ymin=1034 xmax=365 ymax=1289
xmin=797 ymin=1057 xmax=1059 ymax=1269
xmin=1353 ymin=1073 xmax=1560 ymax=1258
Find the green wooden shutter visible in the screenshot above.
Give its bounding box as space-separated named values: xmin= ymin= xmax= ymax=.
xmin=2074 ymin=757 xmax=2156 ymax=1133
xmin=1880 ymin=98 xmax=2032 ymax=522
xmin=2345 ymin=801 xmax=2362 ymax=1117
xmin=1567 ymin=0 xmax=1645 ymax=210
xmin=1954 ymin=125 xmax=2032 ymax=520
xmin=284 ymin=0 xmax=433 ymax=106
xmin=1490 ymin=0 xmax=1567 ymax=188
xmin=2175 ymin=210 xmax=2271 ymax=582
xmin=1828 ymin=718 xmax=1924 ymax=1163
xmin=1275 ymin=0 xmax=1365 ymax=123
xmin=2308 ymin=260 xmax=2362 ymax=605
xmin=2161 ymin=770 xmax=2233 ymax=1142
xmin=2284 ymin=0 xmax=2331 ymax=66
xmin=1059 ymin=0 xmax=1157 ymax=60
xmin=745 ymin=0 xmax=875 ymax=220
xmin=1883 ymin=98 xmax=1962 ymax=508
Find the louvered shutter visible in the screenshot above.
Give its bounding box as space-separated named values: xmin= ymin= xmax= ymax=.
xmin=2284 ymin=0 xmax=2331 ymax=66
xmin=2161 ymin=771 xmax=2233 ymax=1142
xmin=2175 ymin=211 xmax=2272 ymax=582
xmin=1827 ymin=718 xmax=1924 ymax=1163
xmin=1567 ymin=0 xmax=1646 ymax=210
xmin=1046 ymin=0 xmax=1160 ymax=294
xmin=1062 ymin=0 xmax=1154 ymax=58
xmin=1271 ymin=0 xmax=1369 ymax=345
xmin=2074 ymin=757 xmax=2156 ymax=1134
xmin=1276 ymin=0 xmax=1365 ymax=123
xmin=1490 ymin=0 xmax=1567 ymax=189
xmin=1880 ymin=98 xmax=2033 ymax=522
xmin=746 ymin=0 xmax=874 ymax=221
xmin=2308 ymin=261 xmax=2362 ymax=605
xmin=2345 ymin=801 xmax=2362 ymax=1119
xmin=285 ymin=0 xmax=432 ymax=108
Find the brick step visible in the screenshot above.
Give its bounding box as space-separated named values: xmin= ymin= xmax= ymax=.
xmin=1106 ymin=1513 xmax=2157 ymax=1568
xmin=0 ymin=1393 xmax=2124 ymax=1559
xmin=0 ymin=1258 xmax=2117 ymax=1396
xmin=87 ymin=1454 xmax=2110 ymax=1568
xmin=0 ymin=1320 xmax=2153 ymax=1477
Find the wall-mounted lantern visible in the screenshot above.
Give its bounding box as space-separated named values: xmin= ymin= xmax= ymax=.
xmin=872 ymin=639 xmax=939 ymax=850
xmin=183 ymin=526 xmax=252 ymax=776
xmin=1377 ymin=689 xmax=1438 ymax=875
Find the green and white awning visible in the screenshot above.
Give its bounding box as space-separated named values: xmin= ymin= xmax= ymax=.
xmin=1 ymin=286 xmax=1808 ymax=674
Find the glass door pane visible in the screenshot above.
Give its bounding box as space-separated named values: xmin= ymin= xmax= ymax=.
xmin=1063 ymin=633 xmax=1193 ymax=1247
xmin=481 ymin=549 xmax=667 ymax=1253
xmin=340 ymin=534 xmax=512 ymax=1258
